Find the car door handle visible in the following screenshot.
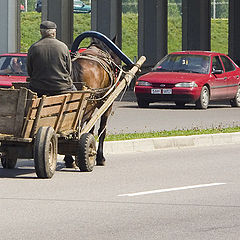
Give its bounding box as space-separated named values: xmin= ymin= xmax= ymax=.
xmin=224 ymin=77 xmax=227 ymax=80
xmin=237 ymin=75 xmax=239 ymax=79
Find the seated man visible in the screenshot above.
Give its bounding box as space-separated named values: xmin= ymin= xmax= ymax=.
xmin=27 ymin=20 xmax=77 ymax=168
xmin=0 ymin=57 xmax=23 ymax=74
xmin=27 ymin=20 xmax=76 ymax=97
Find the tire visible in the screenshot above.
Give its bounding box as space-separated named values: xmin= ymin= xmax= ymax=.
xmin=137 ymin=98 xmax=149 ymax=108
xmin=175 ymin=101 xmax=186 ymax=108
xmin=1 ymin=157 xmax=17 ymax=169
xmin=196 ymin=86 xmax=209 ymax=109
xmin=75 ymin=133 xmax=96 ymax=172
xmin=34 ymin=126 xmax=58 ymax=179
xmin=230 ymin=86 xmax=240 ymax=107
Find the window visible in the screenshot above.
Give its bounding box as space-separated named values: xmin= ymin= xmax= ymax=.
xmin=153 ymin=54 xmax=210 ymax=74
xmin=212 ymin=56 xmax=223 ymax=71
xmin=220 ymin=56 xmax=235 ymax=72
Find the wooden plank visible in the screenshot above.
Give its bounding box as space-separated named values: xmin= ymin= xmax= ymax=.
xmin=72 ymin=93 xmax=88 ymax=131
xmin=0 ymin=118 xmax=15 ymax=134
xmin=30 ymin=96 xmax=46 ymax=137
xmin=33 ymin=92 xmax=87 ymax=107
xmin=25 ymin=90 xmax=37 ymax=116
xmin=28 ymin=92 xmax=91 ymax=120
xmin=34 ymin=115 xmax=58 ymax=131
xmin=40 ymin=94 xmax=69 ymax=106
xmin=57 ymin=112 xmax=78 ymax=132
xmin=32 ymin=98 xmax=41 ymax=108
xmin=35 ymin=112 xmax=76 ymax=134
xmin=12 ymin=82 xmax=30 ymax=89
xmin=0 ymin=88 xmax=37 ymax=137
xmin=14 ymin=88 xmax=28 ymax=137
xmin=67 ymin=91 xmax=92 ymax=101
xmin=0 ymin=134 xmax=32 ymax=142
xmin=55 ymin=95 xmax=68 ymax=131
xmin=29 ymin=100 xmax=81 ymax=119
xmin=71 ymin=93 xmax=84 ymax=131
xmin=22 ymin=120 xmax=34 ymax=138
xmin=17 ymin=90 xmax=93 ymax=137
xmin=21 ymin=95 xmax=38 ymax=138
xmin=0 ymin=89 xmax=19 ymax=115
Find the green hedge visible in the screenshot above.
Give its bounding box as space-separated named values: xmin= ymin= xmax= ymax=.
xmin=21 ymin=12 xmax=228 ymax=62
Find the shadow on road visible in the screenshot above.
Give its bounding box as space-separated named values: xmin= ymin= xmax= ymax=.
xmin=0 ymin=161 xmax=79 ymax=179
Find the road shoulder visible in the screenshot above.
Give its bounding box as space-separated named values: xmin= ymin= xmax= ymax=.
xmin=104 ymin=132 xmax=240 ymax=154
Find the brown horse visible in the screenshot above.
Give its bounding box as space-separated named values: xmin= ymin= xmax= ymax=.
xmin=69 ymin=38 xmax=121 ymax=166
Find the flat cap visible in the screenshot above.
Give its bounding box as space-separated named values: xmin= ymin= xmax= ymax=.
xmin=40 ymin=20 xmax=57 ymax=29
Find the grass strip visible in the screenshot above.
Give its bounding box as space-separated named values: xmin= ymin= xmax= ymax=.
xmin=105 ymin=126 xmax=240 ymax=141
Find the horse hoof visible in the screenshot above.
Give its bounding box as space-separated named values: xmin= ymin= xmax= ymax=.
xmin=64 ymin=155 xmax=77 ymax=168
xmin=96 ymin=160 xmax=105 ymax=166
xmin=65 ymin=161 xmax=78 ymax=169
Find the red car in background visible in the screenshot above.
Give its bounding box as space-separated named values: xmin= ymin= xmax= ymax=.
xmin=0 ymin=53 xmax=28 ymax=88
xmin=135 ymin=51 xmax=240 ymax=109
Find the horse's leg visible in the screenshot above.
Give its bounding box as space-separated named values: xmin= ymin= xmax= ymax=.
xmin=96 ymin=105 xmax=112 ymax=166
xmin=90 ymin=125 xmax=95 ymax=135
xmin=64 ymin=129 xmax=95 ymax=169
xmin=64 ymin=114 xmax=95 ymax=169
xmin=63 ymin=155 xmax=75 ymax=168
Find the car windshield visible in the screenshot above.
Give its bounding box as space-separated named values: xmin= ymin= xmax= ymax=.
xmin=0 ymin=56 xmax=28 ymax=76
xmin=153 ymin=54 xmax=210 ymax=74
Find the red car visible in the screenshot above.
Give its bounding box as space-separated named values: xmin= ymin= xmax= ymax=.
xmin=135 ymin=51 xmax=240 ymax=109
xmin=0 ymin=53 xmax=28 ymax=88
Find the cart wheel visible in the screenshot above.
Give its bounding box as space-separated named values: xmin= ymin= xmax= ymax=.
xmin=76 ymin=133 xmax=96 ymax=172
xmin=34 ymin=126 xmax=58 ymax=178
xmin=1 ymin=157 xmax=17 ymax=169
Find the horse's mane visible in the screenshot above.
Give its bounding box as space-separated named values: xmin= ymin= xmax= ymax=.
xmin=89 ymin=38 xmax=108 ymax=51
xmin=89 ymin=37 xmax=120 ymax=64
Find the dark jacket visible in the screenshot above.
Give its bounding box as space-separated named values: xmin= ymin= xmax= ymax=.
xmin=27 ymin=36 xmax=73 ymax=92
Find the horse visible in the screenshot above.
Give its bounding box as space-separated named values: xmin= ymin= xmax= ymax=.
xmin=64 ymin=37 xmax=122 ymax=167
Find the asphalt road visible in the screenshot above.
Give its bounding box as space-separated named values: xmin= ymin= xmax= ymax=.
xmin=106 ymin=98 xmax=240 ymax=134
xmin=1 ymin=144 xmax=240 ymax=240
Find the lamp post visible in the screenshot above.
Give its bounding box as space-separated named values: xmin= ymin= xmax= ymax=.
xmin=213 ymin=0 xmax=216 ymax=19
xmin=25 ymin=0 xmax=28 ymax=12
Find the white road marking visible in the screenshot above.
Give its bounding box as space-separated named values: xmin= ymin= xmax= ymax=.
xmin=118 ymin=183 xmax=226 ymax=197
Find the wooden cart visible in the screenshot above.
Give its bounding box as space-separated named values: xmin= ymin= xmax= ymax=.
xmin=0 ymin=56 xmax=146 ymax=178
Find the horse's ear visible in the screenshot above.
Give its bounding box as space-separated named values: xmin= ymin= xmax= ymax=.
xmin=111 ymin=35 xmax=117 ymax=44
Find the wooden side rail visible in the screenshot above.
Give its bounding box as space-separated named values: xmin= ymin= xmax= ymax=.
xmin=22 ymin=91 xmax=92 ymax=138
xmin=0 ymin=88 xmax=37 ymax=137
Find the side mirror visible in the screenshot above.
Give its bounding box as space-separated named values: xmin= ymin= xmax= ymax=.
xmin=212 ymin=69 xmax=223 ymax=75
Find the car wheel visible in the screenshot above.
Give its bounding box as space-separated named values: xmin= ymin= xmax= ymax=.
xmin=175 ymin=101 xmax=186 ymax=108
xmin=196 ymin=86 xmax=209 ymax=109
xmin=137 ymin=98 xmax=149 ymax=108
xmin=230 ymin=86 xmax=240 ymax=107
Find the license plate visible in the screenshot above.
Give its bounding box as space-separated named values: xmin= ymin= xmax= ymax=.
xmin=151 ymin=89 xmax=161 ymax=94
xmin=162 ymin=89 xmax=172 ymax=94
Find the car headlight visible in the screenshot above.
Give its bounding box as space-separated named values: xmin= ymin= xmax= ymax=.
xmin=135 ymin=80 xmax=152 ymax=86
xmin=175 ymin=82 xmax=198 ymax=88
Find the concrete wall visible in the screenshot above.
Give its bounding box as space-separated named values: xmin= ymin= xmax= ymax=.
xmin=0 ymin=0 xmax=20 ymax=53
xmin=42 ymin=0 xmax=73 ymax=49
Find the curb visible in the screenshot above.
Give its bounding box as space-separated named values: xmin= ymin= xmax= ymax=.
xmin=104 ymin=132 xmax=240 ymax=154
